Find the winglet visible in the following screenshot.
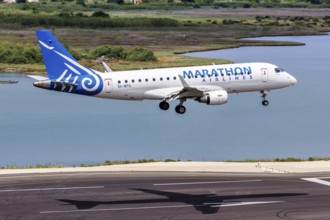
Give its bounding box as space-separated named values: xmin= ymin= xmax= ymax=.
xmin=178 ymin=75 xmax=190 ymax=88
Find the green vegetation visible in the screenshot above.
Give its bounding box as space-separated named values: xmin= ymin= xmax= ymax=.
xmin=0 ymin=80 xmax=18 ymax=84
xmin=0 ymin=41 xmax=157 ymax=66
xmin=127 ymin=46 xmax=158 ymax=62
xmin=0 ymin=42 xmax=42 ymax=64
xmin=0 ymin=158 xmax=182 ymax=169
xmin=102 ymin=158 xmax=159 ymax=166
xmin=0 ymin=163 xmax=64 ymax=169
xmin=0 ymin=0 xmax=329 ymax=73
xmin=91 ymin=45 xmax=157 ymax=62
xmin=0 ymin=13 xmax=179 ymax=29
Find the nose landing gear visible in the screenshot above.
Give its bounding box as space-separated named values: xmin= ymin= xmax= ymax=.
xmin=261 ymin=91 xmax=269 ymax=106
xmin=262 ymin=100 xmax=269 ymax=106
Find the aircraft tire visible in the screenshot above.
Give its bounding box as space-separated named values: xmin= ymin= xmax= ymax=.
xmin=159 ymin=101 xmax=170 ymax=110
xmin=262 ymin=100 xmax=269 ymax=106
xmin=175 ymin=105 xmax=186 ymax=114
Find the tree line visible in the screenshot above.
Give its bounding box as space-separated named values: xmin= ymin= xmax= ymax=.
xmin=0 ymin=13 xmax=179 ymax=29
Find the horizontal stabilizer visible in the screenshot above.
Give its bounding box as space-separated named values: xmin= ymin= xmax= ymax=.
xmin=27 ymin=75 xmax=49 ymax=81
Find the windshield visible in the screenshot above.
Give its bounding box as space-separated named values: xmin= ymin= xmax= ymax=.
xmin=275 ymin=67 xmax=284 ymax=73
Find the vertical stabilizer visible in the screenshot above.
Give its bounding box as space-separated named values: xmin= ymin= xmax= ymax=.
xmin=36 ymin=30 xmax=77 ymax=79
xmin=35 ymin=30 xmax=103 ymax=96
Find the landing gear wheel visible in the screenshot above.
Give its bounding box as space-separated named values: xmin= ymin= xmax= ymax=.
xmin=159 ymin=101 xmax=170 ymax=110
xmin=262 ymin=100 xmax=269 ymax=106
xmin=175 ymin=105 xmax=186 ymax=114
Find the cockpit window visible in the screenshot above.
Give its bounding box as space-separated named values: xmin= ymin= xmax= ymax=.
xmin=275 ymin=67 xmax=284 ymax=73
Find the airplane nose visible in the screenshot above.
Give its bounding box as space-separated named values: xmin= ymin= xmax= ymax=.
xmin=290 ymin=75 xmax=297 ymax=85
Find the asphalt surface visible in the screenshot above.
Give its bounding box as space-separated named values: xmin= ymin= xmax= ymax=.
xmin=1 ymin=172 xmax=330 ymax=220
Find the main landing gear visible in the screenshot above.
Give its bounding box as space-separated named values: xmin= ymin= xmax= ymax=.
xmin=261 ymin=91 xmax=269 ymax=106
xmin=159 ymin=101 xmax=170 ymax=110
xmin=159 ymin=99 xmax=186 ymax=114
xmin=175 ymin=104 xmax=186 ymax=114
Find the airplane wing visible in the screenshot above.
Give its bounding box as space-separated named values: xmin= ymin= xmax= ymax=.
xmin=144 ymin=75 xmax=225 ymax=101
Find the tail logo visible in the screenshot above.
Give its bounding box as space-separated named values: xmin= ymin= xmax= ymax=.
xmin=39 ymin=40 xmax=103 ymax=96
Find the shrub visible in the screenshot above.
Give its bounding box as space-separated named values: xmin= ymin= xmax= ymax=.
xmin=92 ymin=45 xmax=127 ymax=59
xmin=127 ymin=46 xmax=157 ymax=62
xmin=91 ymin=11 xmax=109 ymax=18
xmin=0 ymin=42 xmax=42 ymax=64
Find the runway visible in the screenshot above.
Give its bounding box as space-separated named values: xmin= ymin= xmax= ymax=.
xmin=1 ymin=172 xmax=330 ymax=219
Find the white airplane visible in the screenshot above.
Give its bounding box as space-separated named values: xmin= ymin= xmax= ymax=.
xmin=30 ymin=30 xmax=297 ymax=114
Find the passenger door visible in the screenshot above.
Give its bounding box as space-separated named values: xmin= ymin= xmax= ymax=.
xmin=104 ymin=79 xmax=113 ymax=93
xmin=261 ymin=68 xmax=268 ymax=82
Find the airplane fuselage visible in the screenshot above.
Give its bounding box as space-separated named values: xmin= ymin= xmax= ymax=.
xmin=96 ymin=62 xmax=296 ymax=101
xmin=32 ymin=30 xmax=297 ymax=114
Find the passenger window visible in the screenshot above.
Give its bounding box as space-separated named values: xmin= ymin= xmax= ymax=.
xmin=118 ymin=80 xmax=121 ymax=84
xmin=160 ymin=77 xmax=163 ymax=81
xmin=132 ymin=80 xmax=135 ymax=83
xmin=167 ymin=77 xmax=170 ymax=80
xmin=125 ymin=80 xmax=128 ymax=83
xmin=138 ymin=79 xmax=141 ymax=82
xmin=173 ymin=77 xmax=177 ymax=80
xmin=145 ymin=79 xmax=148 ymax=82
xmin=153 ymin=78 xmax=156 ymax=81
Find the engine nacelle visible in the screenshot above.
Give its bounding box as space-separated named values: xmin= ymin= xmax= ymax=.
xmin=196 ymin=90 xmax=228 ymax=105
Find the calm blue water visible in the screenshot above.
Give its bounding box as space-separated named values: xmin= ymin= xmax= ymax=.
xmin=1 ymin=34 xmax=329 ymax=166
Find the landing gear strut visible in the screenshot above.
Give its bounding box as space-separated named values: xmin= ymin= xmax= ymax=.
xmin=175 ymin=99 xmax=186 ymax=114
xmin=261 ymin=91 xmax=269 ymax=106
xmin=159 ymin=101 xmax=170 ymax=110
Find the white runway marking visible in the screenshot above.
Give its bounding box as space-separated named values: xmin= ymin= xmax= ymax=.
xmin=40 ymin=200 xmax=282 ymax=214
xmin=153 ymin=179 xmax=262 ymax=186
xmin=210 ymin=201 xmax=283 ymax=207
xmin=0 ymin=186 xmax=104 ymax=193
xmin=302 ymin=177 xmax=330 ymax=186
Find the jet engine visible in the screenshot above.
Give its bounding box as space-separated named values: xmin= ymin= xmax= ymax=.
xmin=196 ymin=90 xmax=228 ymax=105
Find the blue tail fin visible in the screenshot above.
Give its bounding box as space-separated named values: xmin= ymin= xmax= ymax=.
xmin=36 ymin=30 xmax=79 ymax=79
xmin=36 ymin=30 xmax=103 ymax=96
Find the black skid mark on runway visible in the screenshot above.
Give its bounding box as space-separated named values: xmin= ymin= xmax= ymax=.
xmin=277 ymin=208 xmax=330 ymax=220
xmin=57 ymin=189 xmax=308 ymax=215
